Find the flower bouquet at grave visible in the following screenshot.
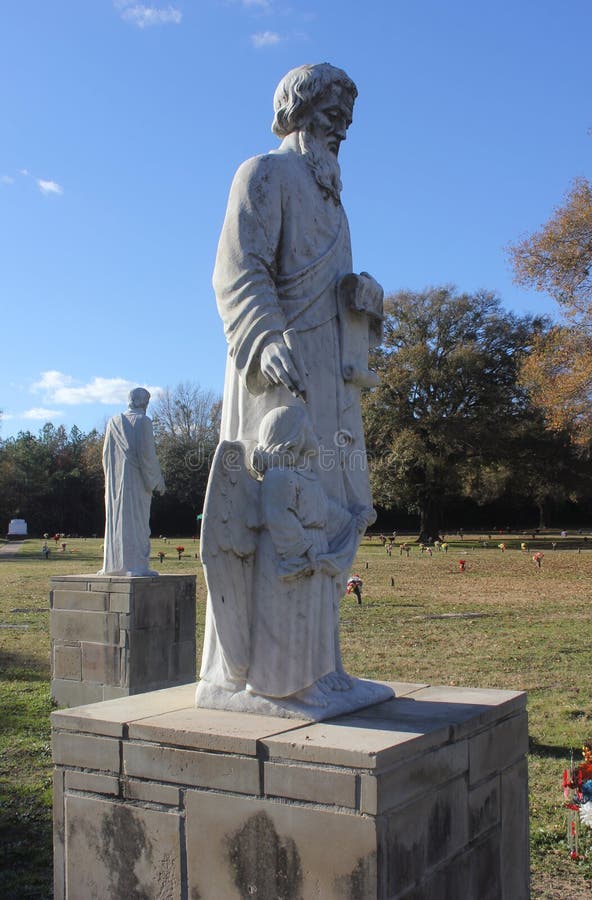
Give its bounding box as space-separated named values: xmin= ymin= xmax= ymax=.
xmin=562 ymin=741 xmax=592 ymax=860
xmin=175 ymin=545 xmax=185 ymax=560
xmin=346 ymin=574 xmax=363 ymax=603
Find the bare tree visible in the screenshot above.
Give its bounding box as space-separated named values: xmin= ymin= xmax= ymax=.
xmin=151 ymin=382 xmax=221 ymax=444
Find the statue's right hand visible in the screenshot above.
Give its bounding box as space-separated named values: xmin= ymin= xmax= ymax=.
xmin=260 ymin=338 xmax=305 ymax=399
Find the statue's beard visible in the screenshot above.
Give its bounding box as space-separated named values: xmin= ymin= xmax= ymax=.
xmin=298 ymin=130 xmax=342 ymax=204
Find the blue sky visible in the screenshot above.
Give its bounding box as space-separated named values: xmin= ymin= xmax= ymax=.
xmin=1 ymin=0 xmax=590 ymax=437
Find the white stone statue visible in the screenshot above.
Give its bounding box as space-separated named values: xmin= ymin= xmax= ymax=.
xmin=98 ymin=388 xmax=165 ymax=577
xmin=195 ymin=63 xmax=391 ymax=719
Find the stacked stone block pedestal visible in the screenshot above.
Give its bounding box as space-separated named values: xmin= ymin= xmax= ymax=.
xmin=50 ymin=574 xmax=196 ymax=707
xmin=52 ymin=681 xmax=529 ymax=898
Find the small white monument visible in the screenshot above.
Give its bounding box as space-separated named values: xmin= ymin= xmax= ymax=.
xmin=7 ymin=518 xmax=27 ymax=540
xmin=98 ymin=387 xmax=165 ymax=577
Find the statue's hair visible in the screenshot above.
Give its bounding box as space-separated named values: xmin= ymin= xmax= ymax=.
xmin=252 ymin=405 xmax=308 ymax=474
xmin=128 ymin=387 xmax=151 ymax=410
xmin=272 ymin=63 xmax=357 ymax=138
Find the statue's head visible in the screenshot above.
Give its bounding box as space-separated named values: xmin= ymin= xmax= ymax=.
xmin=128 ymin=387 xmax=151 ymax=411
xmin=252 ymin=404 xmax=317 ymax=474
xmin=272 ymin=63 xmax=357 ymax=156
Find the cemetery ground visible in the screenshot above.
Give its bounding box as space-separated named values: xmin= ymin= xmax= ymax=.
xmin=1 ymin=536 xmax=591 ymax=898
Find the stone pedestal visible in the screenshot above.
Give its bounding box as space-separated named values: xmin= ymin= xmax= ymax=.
xmin=50 ymin=574 xmax=196 ymax=707
xmin=52 ymin=681 xmax=529 ymax=899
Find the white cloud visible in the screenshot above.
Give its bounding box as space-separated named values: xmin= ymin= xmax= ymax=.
xmin=116 ymin=2 xmax=182 ymax=27
xmin=37 ymin=178 xmax=63 ymax=196
xmin=19 ymin=168 xmax=30 ymax=176
xmin=242 ymin=0 xmax=272 ymax=8
xmin=21 ymin=407 xmax=64 ymax=421
xmin=251 ymin=30 xmax=281 ymax=47
xmin=1 ymin=175 xmax=14 ymax=185
xmin=32 ymin=371 xmax=162 ymax=406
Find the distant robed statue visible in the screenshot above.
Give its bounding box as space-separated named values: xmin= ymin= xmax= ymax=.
xmin=98 ymin=387 xmax=165 ymax=577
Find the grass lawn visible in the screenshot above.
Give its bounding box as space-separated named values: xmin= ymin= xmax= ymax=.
xmin=1 ymin=532 xmax=592 ymax=897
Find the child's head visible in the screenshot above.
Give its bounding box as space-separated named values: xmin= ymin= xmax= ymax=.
xmin=252 ymin=405 xmax=316 ymax=474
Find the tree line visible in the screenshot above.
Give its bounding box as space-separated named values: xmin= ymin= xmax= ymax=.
xmin=363 ymin=287 xmax=590 ymax=540
xmin=0 ymin=384 xmax=221 ymax=537
xmin=2 ymin=177 xmax=591 ymax=538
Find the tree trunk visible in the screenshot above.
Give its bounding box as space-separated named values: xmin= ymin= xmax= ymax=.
xmin=419 ymin=499 xmax=442 ymax=543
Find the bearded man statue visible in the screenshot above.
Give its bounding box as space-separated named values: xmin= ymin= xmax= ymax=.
xmin=214 ymin=62 xmax=382 ymax=511
xmin=197 ymin=63 xmax=386 ymax=717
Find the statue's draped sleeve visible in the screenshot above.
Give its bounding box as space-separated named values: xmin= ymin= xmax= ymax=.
xmin=134 ymin=415 xmax=165 ymax=493
xmin=213 ymin=155 xmax=287 ymax=396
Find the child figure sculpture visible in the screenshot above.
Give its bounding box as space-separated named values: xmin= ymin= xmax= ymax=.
xmin=196 ymin=405 xmax=390 ymax=719
xmin=248 ymin=406 xmax=369 ymax=706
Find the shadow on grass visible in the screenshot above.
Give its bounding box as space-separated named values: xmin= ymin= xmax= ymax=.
xmin=0 ymin=650 xmax=49 ymax=682
xmin=529 ymin=738 xmax=574 ymax=759
xmin=0 ymin=787 xmax=53 ymax=899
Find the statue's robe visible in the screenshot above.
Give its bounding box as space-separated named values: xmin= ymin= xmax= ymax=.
xmin=99 ymin=411 xmax=163 ymax=576
xmin=214 ymin=143 xmax=371 ymax=509
xmin=248 ymin=466 xmax=359 ymax=698
xmin=200 ymin=141 xmax=372 ymax=694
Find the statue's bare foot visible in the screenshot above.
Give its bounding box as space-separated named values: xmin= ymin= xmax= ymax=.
xmin=292 ymin=684 xmax=330 ymax=708
xmin=319 ymin=671 xmax=354 ymax=692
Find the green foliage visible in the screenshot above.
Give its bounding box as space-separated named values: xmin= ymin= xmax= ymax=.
xmin=362 ymin=286 xmax=571 ymax=537
xmin=0 ymin=383 xmax=222 ymax=537
xmin=0 ymin=425 xmax=104 ymax=535
xmin=0 ymin=677 xmax=54 ymax=900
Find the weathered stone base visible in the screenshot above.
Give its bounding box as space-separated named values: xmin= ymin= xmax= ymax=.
xmin=50 ymin=574 xmax=196 ymax=707
xmin=52 ymin=680 xmax=529 ymax=898
xmin=195 ymin=674 xmax=394 ymax=720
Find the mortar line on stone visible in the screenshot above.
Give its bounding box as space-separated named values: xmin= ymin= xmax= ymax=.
xmin=119 ymin=727 xmax=126 ymax=779
xmin=65 ymin=788 xmax=181 ymax=813
xmin=183 ymin=784 xmax=369 ymax=817
xmin=265 ymin=755 xmax=372 ymax=774
xmin=125 ymin=736 xmax=262 ymax=762
xmin=257 ymin=755 xmax=265 ymax=796
xmin=179 ymin=789 xmax=188 ymax=899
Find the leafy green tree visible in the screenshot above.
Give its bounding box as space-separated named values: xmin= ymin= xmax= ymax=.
xmin=0 ymin=430 xmax=53 ymax=531
xmin=362 ymin=287 xmax=550 ymax=540
xmin=0 ymin=425 xmax=105 ymax=535
xmin=504 ymin=417 xmax=592 ymax=529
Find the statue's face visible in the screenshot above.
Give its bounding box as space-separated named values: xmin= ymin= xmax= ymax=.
xmin=307 ymin=85 xmax=354 ymax=157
